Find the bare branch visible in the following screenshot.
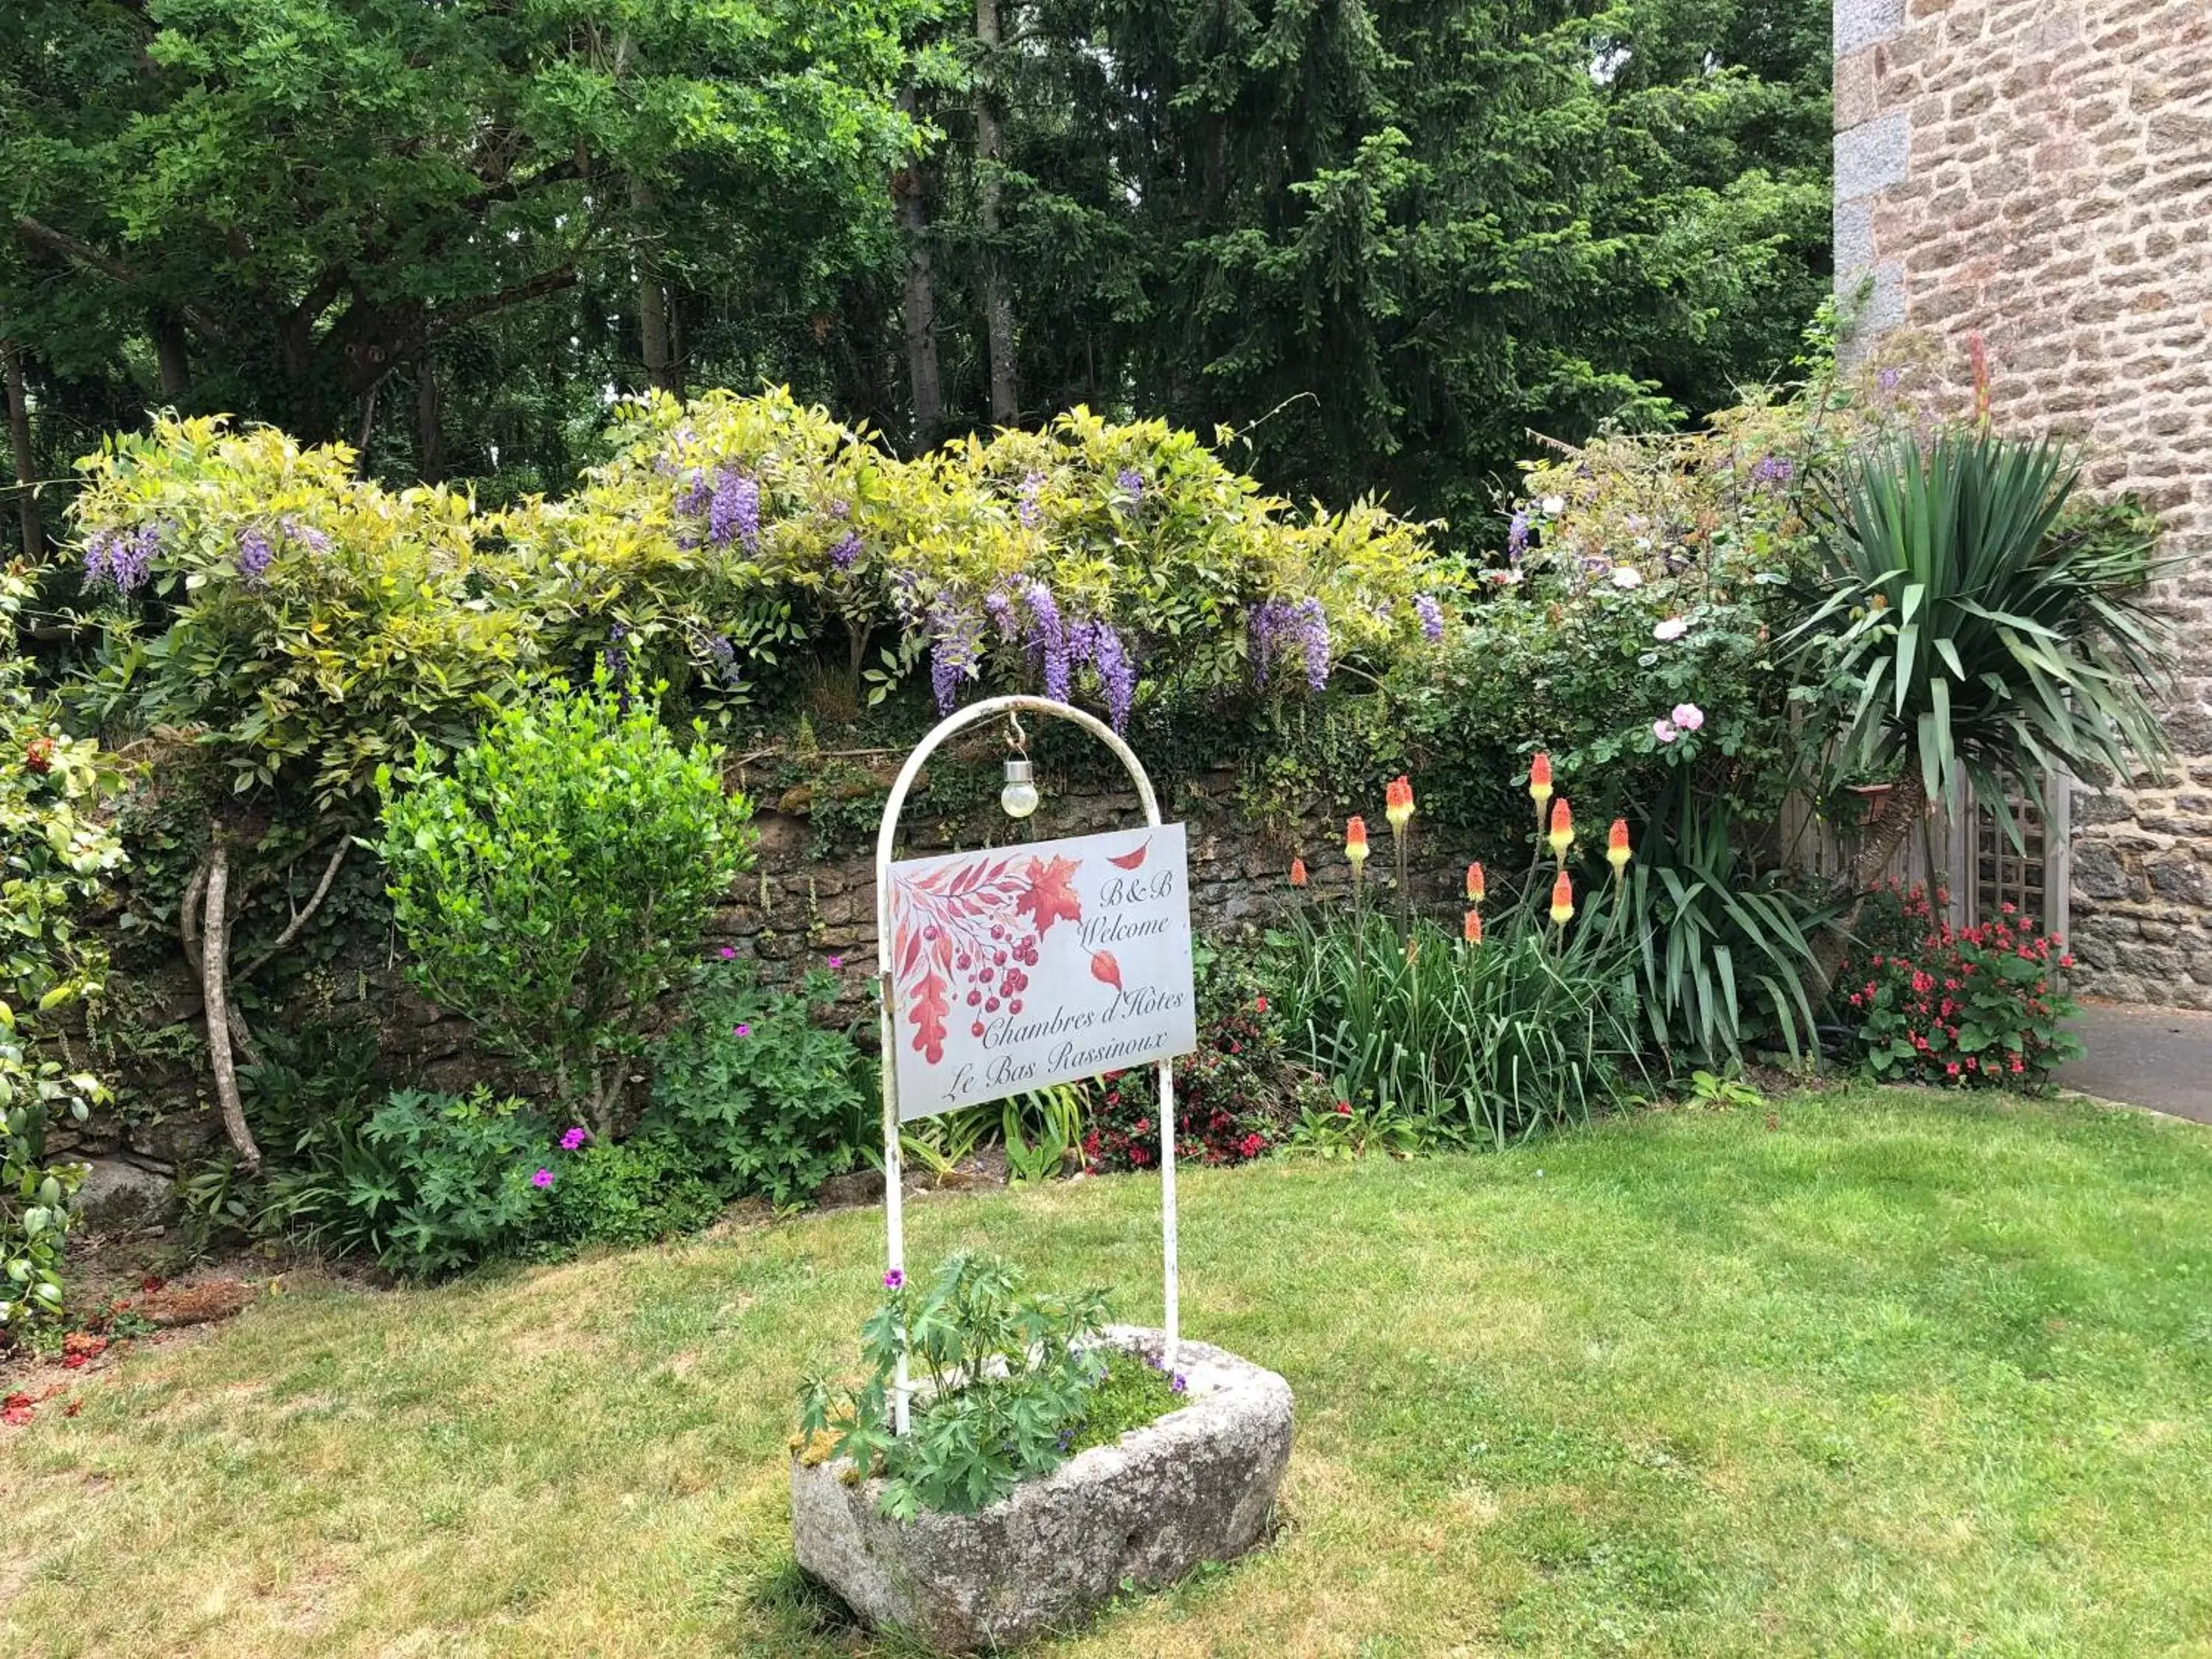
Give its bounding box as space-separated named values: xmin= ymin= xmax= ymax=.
xmin=240 ymin=837 xmax=352 ymax=980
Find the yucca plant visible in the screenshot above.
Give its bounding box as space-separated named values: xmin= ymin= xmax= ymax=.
xmin=1790 ymin=428 xmax=2172 ymax=971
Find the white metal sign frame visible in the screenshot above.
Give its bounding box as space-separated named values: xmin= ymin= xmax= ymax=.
xmin=874 ymin=694 xmax=1181 ymax=1432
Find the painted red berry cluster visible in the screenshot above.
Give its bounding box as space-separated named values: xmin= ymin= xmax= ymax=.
xmin=1844 ymin=883 xmax=2081 ymax=1088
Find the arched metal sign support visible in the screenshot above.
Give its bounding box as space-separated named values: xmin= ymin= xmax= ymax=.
xmin=874 ymin=695 xmax=1179 ymax=1434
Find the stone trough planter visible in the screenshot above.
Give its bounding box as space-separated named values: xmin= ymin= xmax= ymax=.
xmin=791 ymin=1326 xmax=1293 ymax=1652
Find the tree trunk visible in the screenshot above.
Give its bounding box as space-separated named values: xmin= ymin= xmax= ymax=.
xmin=1 ymin=333 xmax=41 ymax=558
xmin=197 ymin=839 xmax=263 ymax=1172
xmin=416 ymin=358 xmax=446 ymax=483
xmin=150 ymin=310 xmax=191 ymax=399
xmin=973 ymin=0 xmax=1018 ymax=426
xmin=633 ymin=177 xmax=679 ymax=396
xmin=894 ymin=88 xmax=944 ymax=454
xmin=1812 ymin=769 xmax=1930 ymax=988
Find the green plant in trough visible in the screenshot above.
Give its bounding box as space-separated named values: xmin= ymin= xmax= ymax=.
xmin=798 ymin=1251 xmax=1177 ymax=1520
xmin=378 ymin=671 xmax=754 ymax=1135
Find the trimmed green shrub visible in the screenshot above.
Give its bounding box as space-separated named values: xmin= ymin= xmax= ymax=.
xmin=378 ymin=672 xmax=754 ymax=1135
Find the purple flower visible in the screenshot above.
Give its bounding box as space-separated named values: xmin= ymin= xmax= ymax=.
xmin=1021 ymin=580 xmax=1070 ymax=701
xmin=829 ymin=531 xmax=861 ymax=571
xmin=827 ymin=955 xmax=844 ymax=970
xmin=1879 ymin=366 xmax=1904 ymax=393
xmin=1091 ymin=622 xmax=1135 ymax=731
xmin=984 ymin=589 xmax=1015 ymax=639
xmin=1751 ymin=455 xmax=1795 ymax=487
xmin=1247 ymin=598 xmax=1292 ymax=688
xmin=559 ymin=1127 xmax=588 ymax=1152
xmin=531 ymin=1168 xmax=554 ymax=1189
xmin=1114 ymin=467 xmax=1144 ymax=504
xmin=1018 ymin=470 xmax=1045 ymax=529
xmin=281 ymin=516 xmax=330 ymax=554
xmin=1414 ymin=594 xmax=1445 ymax=641
xmin=703 ymin=633 xmax=738 ymax=684
xmin=708 ymin=470 xmax=761 ymax=552
xmin=732 ymin=1022 xmax=752 ymax=1038
xmin=928 ymin=602 xmax=984 ymax=714
xmin=234 ymin=526 xmax=274 ymax=585
xmin=1670 ymin=702 xmax=1706 ymax=732
xmin=83 ymin=524 xmax=161 ymax=594
xmin=675 ymin=467 xmax=712 ymax=515
xmin=1170 ymin=1373 xmax=1187 ymax=1394
xmin=1293 ymin=597 xmax=1330 ymax=691
xmin=1506 ymin=511 xmax=1531 ymax=559
xmin=719 ymin=946 xmax=738 ymax=961
xmin=883 ymin=1268 xmax=904 ymax=1291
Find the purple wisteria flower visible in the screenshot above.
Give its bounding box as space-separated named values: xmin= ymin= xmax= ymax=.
xmin=828 ymin=531 xmax=861 ymax=571
xmin=1021 ymin=580 xmax=1070 ymax=701
xmin=1247 ymin=597 xmax=1292 ymax=688
xmin=1091 ymin=622 xmax=1135 ymax=731
xmin=675 ymin=467 xmax=712 ymax=515
xmin=281 ymin=515 xmax=331 ymax=554
xmin=929 ymin=602 xmax=985 ymax=713
xmin=1293 ymin=597 xmax=1330 ymax=690
xmin=234 ymin=526 xmax=274 ymax=585
xmin=883 ymin=1268 xmax=905 ymax=1291
xmin=1018 ymin=470 xmax=1045 ymax=529
xmin=1506 ymin=510 xmax=1531 ymax=559
xmin=1750 ymin=455 xmax=1795 ymax=487
xmin=560 ymin=1127 xmax=588 ymax=1152
xmin=1114 ymin=467 xmax=1144 ymax=504
xmin=1414 ymin=593 xmax=1445 ymax=641
xmin=603 ymin=621 xmax=630 ymax=684
xmin=531 ymin=1168 xmax=554 ymax=1189
xmin=708 ymin=470 xmax=761 ymax=552
xmin=83 ymin=524 xmax=161 ymax=594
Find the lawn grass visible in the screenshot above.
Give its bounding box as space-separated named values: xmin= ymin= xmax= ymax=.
xmin=6 ymin=1085 xmax=2212 ymax=1656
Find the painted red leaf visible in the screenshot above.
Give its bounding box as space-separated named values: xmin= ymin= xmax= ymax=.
xmin=908 ymin=968 xmax=950 ymax=1065
xmin=1090 ymin=950 xmax=1123 ymax=992
xmin=1015 ymin=854 xmax=1083 ymax=936
xmin=1107 ymin=841 xmax=1150 ymax=870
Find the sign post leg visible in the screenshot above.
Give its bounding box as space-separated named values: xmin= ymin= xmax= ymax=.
xmin=880 ymin=968 xmax=910 ymax=1435
xmin=1157 ymin=1054 xmax=1178 ymax=1377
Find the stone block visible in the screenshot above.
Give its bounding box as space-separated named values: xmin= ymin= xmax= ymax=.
xmin=793 ymin=1329 xmax=1291 ymax=1652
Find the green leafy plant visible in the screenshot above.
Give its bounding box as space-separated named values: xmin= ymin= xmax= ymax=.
xmin=1790 ymin=428 xmax=2173 ymax=967
xmin=1267 ymin=899 xmax=1643 ymax=1151
xmin=797 ymin=1251 xmax=1175 ymax=1520
xmin=0 ymin=565 xmax=123 ymax=1338
xmin=644 ymin=961 xmax=869 ymax=1206
xmin=378 ymin=672 xmax=754 ymax=1134
xmin=529 ymin=1133 xmax=724 ymax=1251
xmin=1683 ymin=1069 xmax=1767 ymax=1110
xmin=1282 ymin=1094 xmax=1428 ymax=1161
xmin=1841 ymin=883 xmax=2081 ymax=1088
xmin=260 ymin=1086 xmax=556 ymax=1279
xmin=1002 ymin=1085 xmax=1087 ymax=1184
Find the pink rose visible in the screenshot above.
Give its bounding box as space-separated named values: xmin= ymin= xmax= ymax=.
xmin=1670 ymin=703 xmax=1705 ymax=731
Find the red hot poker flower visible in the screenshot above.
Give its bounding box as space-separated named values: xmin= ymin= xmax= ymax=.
xmin=1344 ymin=817 xmax=1370 ymax=866
xmin=1385 ymin=775 xmax=1415 ymax=832
xmin=1289 ymin=855 xmax=1309 ymax=888
xmin=1549 ymin=869 xmax=1575 ymax=927
xmin=1463 ymin=909 xmax=1483 ymax=944
xmin=1528 ymin=752 xmax=1554 ymax=813
xmin=1607 ymin=818 xmax=1632 ymax=877
xmin=1547 ymin=798 xmax=1575 ymax=860
xmin=1465 ymin=861 xmax=1485 ymax=903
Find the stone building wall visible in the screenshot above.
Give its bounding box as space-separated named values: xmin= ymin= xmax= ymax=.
xmin=1833 ymin=0 xmax=2212 ymax=1006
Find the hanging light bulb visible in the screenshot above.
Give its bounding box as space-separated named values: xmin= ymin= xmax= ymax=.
xmin=1001 ymin=756 xmax=1040 ymax=819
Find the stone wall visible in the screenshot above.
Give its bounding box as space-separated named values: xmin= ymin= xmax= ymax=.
xmin=66 ymin=773 xmax=1462 ymax=1174
xmin=1833 ymin=0 xmax=2212 ymax=1006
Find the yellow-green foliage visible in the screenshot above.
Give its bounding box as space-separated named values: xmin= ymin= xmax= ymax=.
xmin=69 ymin=394 xmax=1454 ymax=778
xmin=71 ymin=417 xmax=536 ymax=809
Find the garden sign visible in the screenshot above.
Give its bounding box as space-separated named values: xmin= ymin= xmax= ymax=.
xmin=883 ymin=823 xmax=1197 ymax=1120
xmin=873 ymin=695 xmax=1199 ymax=1429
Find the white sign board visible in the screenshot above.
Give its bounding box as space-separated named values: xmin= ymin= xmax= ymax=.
xmin=884 ymin=822 xmax=1197 ymax=1121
